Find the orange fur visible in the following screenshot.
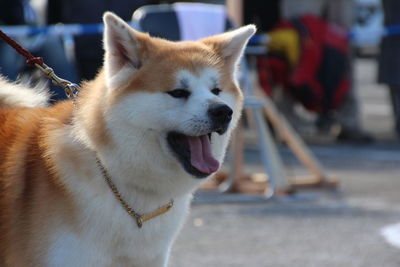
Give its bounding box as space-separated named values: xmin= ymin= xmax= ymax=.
xmin=0 ymin=102 xmax=76 ymax=265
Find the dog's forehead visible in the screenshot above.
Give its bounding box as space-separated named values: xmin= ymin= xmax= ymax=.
xmin=154 ymin=42 xmax=222 ymax=68
xmin=175 ymin=68 xmax=219 ymax=89
xmin=112 ymin=42 xmax=241 ymax=99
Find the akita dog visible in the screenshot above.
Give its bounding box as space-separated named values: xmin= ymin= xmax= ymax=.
xmin=0 ymin=12 xmax=255 ymax=266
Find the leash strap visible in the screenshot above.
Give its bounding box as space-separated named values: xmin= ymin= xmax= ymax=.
xmin=0 ymin=29 xmax=79 ymax=100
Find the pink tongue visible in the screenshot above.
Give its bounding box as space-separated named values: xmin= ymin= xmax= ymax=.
xmin=187 ymin=135 xmax=220 ymax=174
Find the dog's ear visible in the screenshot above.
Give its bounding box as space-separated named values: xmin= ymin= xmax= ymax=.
xmin=201 ymin=25 xmax=256 ymax=72
xmin=103 ymin=12 xmax=150 ymax=89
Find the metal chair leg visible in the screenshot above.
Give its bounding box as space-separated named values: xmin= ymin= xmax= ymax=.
xmin=251 ymin=106 xmax=289 ymax=196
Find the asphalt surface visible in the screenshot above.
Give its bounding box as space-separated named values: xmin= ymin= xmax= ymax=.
xmin=169 ymin=59 xmax=400 ymax=267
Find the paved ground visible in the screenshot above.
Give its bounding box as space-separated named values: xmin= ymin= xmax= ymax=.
xmin=169 ymin=59 xmax=400 ymax=267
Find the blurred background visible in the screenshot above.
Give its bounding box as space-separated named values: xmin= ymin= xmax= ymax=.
xmin=1 ymin=0 xmax=400 ymax=266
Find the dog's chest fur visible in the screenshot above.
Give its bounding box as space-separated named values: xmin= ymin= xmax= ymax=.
xmin=46 ymin=172 xmax=191 ymax=266
xmin=43 ymin=137 xmax=191 ymax=266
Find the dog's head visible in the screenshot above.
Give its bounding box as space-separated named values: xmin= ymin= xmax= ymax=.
xmin=88 ymin=12 xmax=254 ymax=188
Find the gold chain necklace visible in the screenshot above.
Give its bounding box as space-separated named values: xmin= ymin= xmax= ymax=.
xmin=95 ymin=157 xmax=173 ymax=228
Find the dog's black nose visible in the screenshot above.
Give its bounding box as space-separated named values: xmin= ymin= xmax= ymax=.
xmin=208 ymin=104 xmax=233 ymax=126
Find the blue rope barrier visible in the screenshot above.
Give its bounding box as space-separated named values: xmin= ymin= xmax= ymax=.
xmin=384 ymin=25 xmax=400 ymax=37
xmin=0 ymin=22 xmax=398 ymax=44
xmin=0 ymin=22 xmax=137 ymax=37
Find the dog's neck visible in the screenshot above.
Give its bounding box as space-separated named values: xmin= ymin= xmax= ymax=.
xmin=68 ymin=125 xmax=196 ymax=213
xmin=51 ymin=120 xmax=191 ymax=219
xmin=93 ymin=130 xmax=200 ymax=197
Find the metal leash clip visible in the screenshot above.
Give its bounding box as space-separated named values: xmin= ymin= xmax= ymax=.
xmin=63 ymin=83 xmax=80 ymax=100
xmin=34 ymin=62 xmax=80 ymax=101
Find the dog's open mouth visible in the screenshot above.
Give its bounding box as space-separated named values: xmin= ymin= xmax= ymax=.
xmin=167 ymin=132 xmax=220 ymax=178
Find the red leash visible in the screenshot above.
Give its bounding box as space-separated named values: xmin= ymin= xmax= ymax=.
xmin=0 ymin=29 xmax=79 ymax=100
xmin=0 ymin=29 xmax=44 ymax=67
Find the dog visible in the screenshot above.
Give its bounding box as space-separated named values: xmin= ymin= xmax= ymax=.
xmin=0 ymin=12 xmax=255 ymax=266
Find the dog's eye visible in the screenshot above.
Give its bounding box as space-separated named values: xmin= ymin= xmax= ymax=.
xmin=211 ymin=88 xmax=221 ymax=96
xmin=167 ymin=89 xmax=191 ymax=99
